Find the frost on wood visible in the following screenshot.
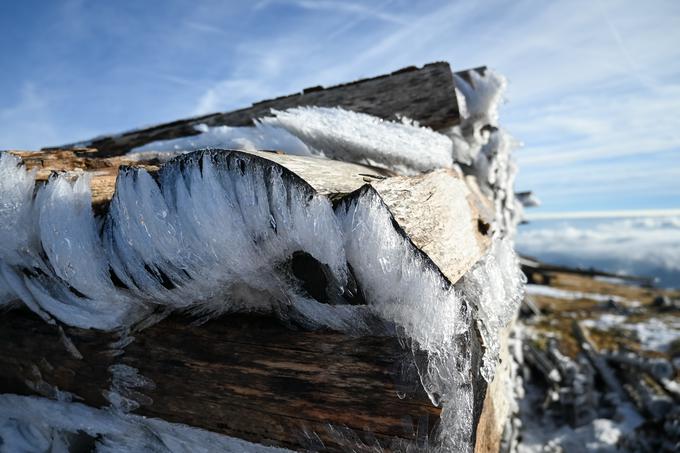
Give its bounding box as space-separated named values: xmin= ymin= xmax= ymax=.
xmin=0 ymin=151 xmax=353 ymax=330
xmin=57 ymin=62 xmax=461 ymax=158
xmin=0 ymin=150 xmax=487 ymax=341
xmin=0 ymin=394 xmax=291 ymax=453
xmin=336 ymin=186 xmax=524 ymax=451
xmin=0 ymin=62 xmax=527 ymax=452
xmin=445 ymin=69 xmax=523 ymax=236
xmin=458 ymin=239 xmax=525 ymax=381
xmin=337 ymin=185 xmax=470 ymax=351
xmin=0 ymin=146 xmax=520 ymax=451
xmin=261 ymin=107 xmax=454 ymax=174
xmin=0 ymin=155 xmax=134 ymax=326
xmin=337 ymin=186 xmax=471 ymax=451
xmin=334 ymin=185 xmax=522 ymax=449
xmin=105 ymin=364 xmax=155 ymax=413
xmin=131 ymin=106 xmax=455 ymax=176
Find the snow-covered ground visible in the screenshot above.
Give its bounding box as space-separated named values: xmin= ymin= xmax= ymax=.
xmin=518 ymin=396 xmax=643 ymax=453
xmin=525 ymin=284 xmax=626 ymax=303
xmin=583 ymin=313 xmax=680 ymax=352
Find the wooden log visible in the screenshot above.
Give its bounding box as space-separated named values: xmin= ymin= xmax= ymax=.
xmin=0 ymin=308 xmax=445 ymax=451
xmin=47 ymin=63 xmax=468 ymax=158
xmin=0 ymin=312 xmax=498 ymax=452
xmin=8 ymin=149 xmax=162 ymax=210
xmin=0 ymin=148 xmax=499 ymax=451
xmin=520 ymin=256 xmax=655 ymax=287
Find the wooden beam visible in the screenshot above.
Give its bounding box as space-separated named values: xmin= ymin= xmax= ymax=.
xmin=8 ymin=149 xmax=162 ymax=209
xmin=47 ymin=63 xmax=463 ymax=158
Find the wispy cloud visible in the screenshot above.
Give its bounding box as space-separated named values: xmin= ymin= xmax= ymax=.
xmin=183 ymin=21 xmax=231 ymax=36
xmin=193 ymin=78 xmax=281 ymax=115
xmin=255 ymin=0 xmax=406 ymax=25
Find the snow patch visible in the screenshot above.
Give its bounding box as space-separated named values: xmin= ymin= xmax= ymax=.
xmin=261 ymin=107 xmax=454 ymax=174
xmin=583 ymin=314 xmax=680 ymax=352
xmin=518 ymin=383 xmax=644 ymax=453
xmin=525 ymin=284 xmax=625 ymax=303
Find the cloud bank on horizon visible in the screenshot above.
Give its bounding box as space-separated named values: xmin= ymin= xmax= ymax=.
xmin=517 ymin=215 xmax=680 ymax=288
xmin=1 ymin=0 xmax=679 ymax=213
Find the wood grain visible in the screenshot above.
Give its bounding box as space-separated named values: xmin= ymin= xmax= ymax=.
xmin=0 ymin=308 xmax=445 ymax=451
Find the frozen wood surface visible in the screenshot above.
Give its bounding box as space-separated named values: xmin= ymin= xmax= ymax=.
xmin=0 ymin=148 xmax=506 ymax=451
xmin=8 ymin=149 xmax=493 ymax=283
xmin=48 ymin=62 xmax=464 ymax=158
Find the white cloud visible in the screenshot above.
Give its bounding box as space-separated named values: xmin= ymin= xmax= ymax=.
xmin=517 ymin=215 xmax=680 ymax=288
xmin=526 ymin=209 xmax=680 ymax=220
xmin=512 ymin=84 xmax=680 ymax=166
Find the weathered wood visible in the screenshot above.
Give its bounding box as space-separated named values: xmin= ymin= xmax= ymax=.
xmin=573 ymin=321 xmax=625 ymax=397
xmin=0 ymin=308 xmax=442 ymax=451
xmin=47 ymin=62 xmax=463 ymax=158
xmin=520 ymin=256 xmax=655 ymax=287
xmin=372 ymin=171 xmax=491 ymax=284
xmin=474 ymin=325 xmax=514 ymax=453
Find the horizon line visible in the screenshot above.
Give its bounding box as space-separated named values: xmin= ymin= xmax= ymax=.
xmin=525 ymin=208 xmax=680 ymax=220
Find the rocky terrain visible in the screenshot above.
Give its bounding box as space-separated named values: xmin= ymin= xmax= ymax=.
xmin=516 ymin=264 xmax=680 ymax=452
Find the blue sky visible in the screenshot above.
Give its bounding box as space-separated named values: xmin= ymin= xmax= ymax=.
xmin=1 ymin=0 xmax=679 ymax=214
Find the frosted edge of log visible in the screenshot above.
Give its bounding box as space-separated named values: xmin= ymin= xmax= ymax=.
xmin=0 ymin=393 xmax=293 ymax=453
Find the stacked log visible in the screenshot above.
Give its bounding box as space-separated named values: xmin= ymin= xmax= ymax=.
xmin=0 ymin=62 xmax=522 ymax=452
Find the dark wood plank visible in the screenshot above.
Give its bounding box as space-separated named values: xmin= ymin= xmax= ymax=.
xmin=0 ymin=308 xmax=443 ymax=451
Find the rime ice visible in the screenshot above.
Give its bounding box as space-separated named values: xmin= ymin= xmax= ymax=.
xmin=132 ymin=107 xmax=455 ymax=175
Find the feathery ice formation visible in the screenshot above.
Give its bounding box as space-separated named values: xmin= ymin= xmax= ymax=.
xmin=0 ymin=150 xmax=484 ymax=340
